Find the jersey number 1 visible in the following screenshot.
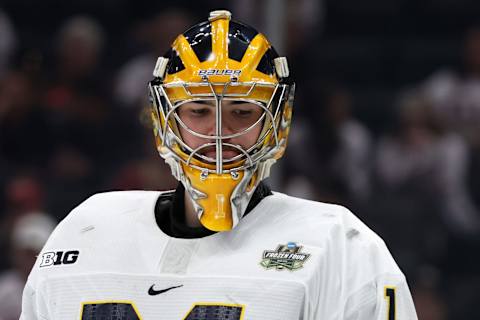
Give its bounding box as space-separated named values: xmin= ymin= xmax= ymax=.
xmin=384 ymin=287 xmax=396 ymax=320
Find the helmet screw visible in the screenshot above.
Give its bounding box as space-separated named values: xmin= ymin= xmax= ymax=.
xmin=200 ymin=170 xmax=209 ymax=181
xmin=231 ymin=171 xmax=239 ymax=180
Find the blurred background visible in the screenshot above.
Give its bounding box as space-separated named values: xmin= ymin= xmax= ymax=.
xmin=0 ymin=0 xmax=479 ymax=319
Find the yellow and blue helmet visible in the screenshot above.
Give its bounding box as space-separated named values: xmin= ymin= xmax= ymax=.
xmin=148 ymin=10 xmax=294 ymax=231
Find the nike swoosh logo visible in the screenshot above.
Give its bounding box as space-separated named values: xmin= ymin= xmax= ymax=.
xmin=148 ymin=284 xmax=183 ymax=296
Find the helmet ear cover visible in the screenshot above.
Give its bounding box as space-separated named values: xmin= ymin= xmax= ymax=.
xmin=148 ymin=10 xmax=295 ymax=231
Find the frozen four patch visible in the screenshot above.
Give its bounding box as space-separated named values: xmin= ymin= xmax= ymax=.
xmin=260 ymin=242 xmax=310 ymax=271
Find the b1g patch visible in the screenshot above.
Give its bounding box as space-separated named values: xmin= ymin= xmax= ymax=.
xmin=39 ymin=250 xmax=80 ymax=267
xmin=260 ymin=242 xmax=310 ymax=271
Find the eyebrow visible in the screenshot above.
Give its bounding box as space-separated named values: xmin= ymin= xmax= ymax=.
xmin=192 ymin=100 xmax=214 ymax=105
xmin=193 ymin=100 xmax=250 ymax=106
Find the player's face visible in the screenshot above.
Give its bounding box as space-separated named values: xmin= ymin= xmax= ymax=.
xmin=177 ymin=100 xmax=264 ymax=160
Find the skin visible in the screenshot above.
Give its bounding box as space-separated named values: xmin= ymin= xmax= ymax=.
xmin=176 ymin=99 xmax=264 ymax=227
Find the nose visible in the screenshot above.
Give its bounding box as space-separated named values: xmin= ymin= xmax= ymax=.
xmin=205 ymin=114 xmax=235 ymax=139
xmin=221 ymin=121 xmax=235 ymax=137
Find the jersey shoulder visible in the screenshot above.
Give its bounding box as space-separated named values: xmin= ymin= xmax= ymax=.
xmin=40 ymin=190 xmax=172 ymax=252
xmin=268 ymin=192 xmax=380 ymax=241
xmin=266 ymin=192 xmax=402 ymax=274
xmin=73 ymin=189 xmax=167 ymax=216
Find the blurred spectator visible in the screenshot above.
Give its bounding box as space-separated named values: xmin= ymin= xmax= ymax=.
xmin=374 ymin=91 xmax=480 ymax=276
xmin=3 ymin=174 xmax=45 ymax=217
xmin=40 ymin=16 xmax=117 ymax=217
xmin=114 ymin=9 xmax=192 ymax=109
xmin=412 ymin=265 xmax=448 ymax=320
xmin=110 ymin=157 xmax=177 ymax=191
xmin=53 ymin=15 xmax=105 ymax=85
xmin=285 ymin=85 xmax=372 ymax=205
xmin=326 ymin=87 xmax=372 ymax=203
xmin=422 ymin=26 xmax=480 ymax=147
xmin=0 ymin=9 xmax=17 ymax=79
xmin=421 ymin=25 xmax=480 ymax=228
xmin=0 ymin=212 xmax=56 ymax=320
xmin=377 ymin=91 xmax=480 ymax=237
xmin=0 ymin=174 xmax=46 ymax=270
xmin=0 ymin=70 xmax=51 ymax=167
xmin=231 ymin=0 xmax=324 ymax=56
xmin=108 ymin=131 xmax=177 ymax=191
xmin=283 ymin=175 xmax=319 ymax=201
xmin=42 ymin=15 xmax=112 ymax=162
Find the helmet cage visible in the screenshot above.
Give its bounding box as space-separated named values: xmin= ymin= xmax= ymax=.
xmin=149 ymin=78 xmax=290 ymax=175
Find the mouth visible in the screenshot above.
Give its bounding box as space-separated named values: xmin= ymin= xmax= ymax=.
xmin=204 ymin=150 xmax=239 ymax=160
xmin=200 ymin=146 xmax=240 ymax=160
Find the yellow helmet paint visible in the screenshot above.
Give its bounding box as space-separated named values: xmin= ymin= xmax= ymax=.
xmin=148 ymin=10 xmax=295 ymax=231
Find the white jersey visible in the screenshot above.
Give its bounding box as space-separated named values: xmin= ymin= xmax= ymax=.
xmin=21 ymin=191 xmax=417 ymax=320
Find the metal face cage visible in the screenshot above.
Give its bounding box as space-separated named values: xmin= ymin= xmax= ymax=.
xmin=149 ymin=79 xmax=291 ymax=176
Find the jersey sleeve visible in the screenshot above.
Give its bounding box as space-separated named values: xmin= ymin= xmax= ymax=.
xmin=338 ymin=207 xmax=418 ymax=320
xmin=19 ymin=194 xmax=93 ymax=320
xmin=19 ymin=191 xmax=160 ymax=320
xmin=343 ymin=273 xmax=417 ymax=320
xmin=20 ymin=281 xmax=49 ymax=320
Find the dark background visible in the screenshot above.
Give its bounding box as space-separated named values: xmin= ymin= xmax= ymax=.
xmin=1 ymin=0 xmax=480 ymax=319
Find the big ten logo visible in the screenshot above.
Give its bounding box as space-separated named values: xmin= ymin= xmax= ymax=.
xmin=40 ymin=250 xmax=80 ymax=267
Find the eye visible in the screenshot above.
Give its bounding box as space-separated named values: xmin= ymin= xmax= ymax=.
xmin=232 ymin=108 xmax=253 ymax=117
xmin=182 ymin=106 xmax=212 ymax=118
xmin=191 ymin=107 xmax=209 ymax=115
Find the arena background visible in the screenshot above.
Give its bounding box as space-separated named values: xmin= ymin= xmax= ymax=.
xmin=1 ymin=0 xmax=480 ymax=318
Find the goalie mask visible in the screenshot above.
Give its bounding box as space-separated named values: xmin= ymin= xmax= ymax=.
xmin=148 ymin=10 xmax=295 ymax=231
